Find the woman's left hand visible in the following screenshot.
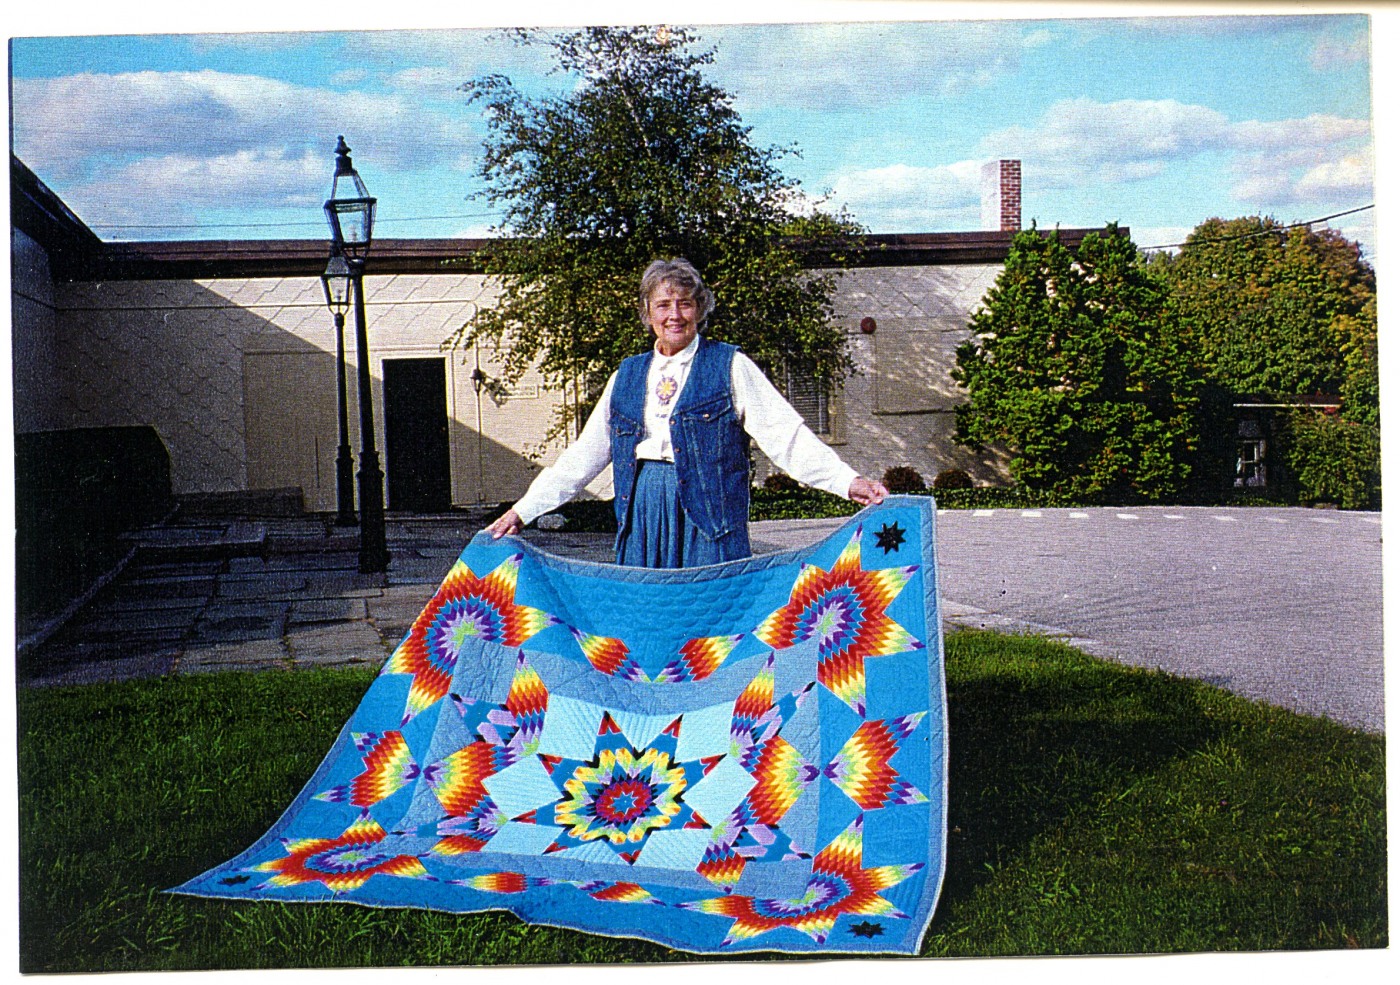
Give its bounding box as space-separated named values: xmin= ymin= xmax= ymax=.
xmin=486 ymin=509 xmax=524 ymax=539
xmin=848 ymin=476 xmax=889 ymax=505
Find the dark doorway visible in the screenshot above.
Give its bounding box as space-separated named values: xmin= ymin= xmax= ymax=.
xmin=383 ymin=358 xmax=452 ymax=512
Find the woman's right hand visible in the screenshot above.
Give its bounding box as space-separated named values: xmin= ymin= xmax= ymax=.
xmin=486 ymin=509 xmax=524 ymax=539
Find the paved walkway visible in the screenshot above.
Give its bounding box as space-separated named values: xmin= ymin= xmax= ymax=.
xmin=17 ymin=507 xmax=1385 ymax=735
xmin=19 ymin=513 xmax=491 ymax=685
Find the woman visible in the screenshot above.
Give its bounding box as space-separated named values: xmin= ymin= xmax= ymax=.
xmin=486 ymin=258 xmax=888 ymax=567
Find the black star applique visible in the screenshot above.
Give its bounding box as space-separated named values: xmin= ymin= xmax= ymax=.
xmin=874 ymin=522 xmax=906 ymax=554
xmin=219 ymin=875 xmax=250 ymax=886
xmin=849 ymin=921 xmax=885 ymax=938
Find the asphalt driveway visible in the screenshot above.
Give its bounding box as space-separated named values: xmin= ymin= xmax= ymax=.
xmin=752 ymin=506 xmax=1385 ymax=733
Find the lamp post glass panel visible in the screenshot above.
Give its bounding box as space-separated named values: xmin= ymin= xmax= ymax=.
xmin=321 ymin=251 xmax=357 ymax=527
xmin=324 ymin=136 xmax=388 ymax=573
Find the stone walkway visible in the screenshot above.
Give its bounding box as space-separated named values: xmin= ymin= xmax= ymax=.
xmin=16 ymin=512 xmax=860 ymax=686
xmin=18 ymin=513 xmax=486 ymax=685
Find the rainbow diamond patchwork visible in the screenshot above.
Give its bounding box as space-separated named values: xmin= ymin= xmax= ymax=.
xmin=172 ymin=498 xmax=946 ymax=956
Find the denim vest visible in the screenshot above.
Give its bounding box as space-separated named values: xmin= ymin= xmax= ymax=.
xmin=609 ymin=337 xmax=752 ymax=560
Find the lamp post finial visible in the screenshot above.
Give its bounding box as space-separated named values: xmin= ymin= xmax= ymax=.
xmin=333 ymin=136 xmax=355 ymax=176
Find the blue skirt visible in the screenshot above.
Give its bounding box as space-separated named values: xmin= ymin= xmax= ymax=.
xmin=617 ymin=460 xmax=729 ymax=569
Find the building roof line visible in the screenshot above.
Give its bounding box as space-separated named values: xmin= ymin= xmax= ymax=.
xmin=13 ymin=154 xmax=1124 ymax=282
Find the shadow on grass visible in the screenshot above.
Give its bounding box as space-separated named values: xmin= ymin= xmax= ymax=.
xmin=937 ymin=634 xmax=1222 ymax=915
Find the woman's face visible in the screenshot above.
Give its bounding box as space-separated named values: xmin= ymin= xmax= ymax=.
xmin=646 ymin=281 xmax=699 ymax=356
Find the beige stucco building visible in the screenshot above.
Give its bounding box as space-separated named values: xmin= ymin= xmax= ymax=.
xmin=12 ymin=156 xmax=1114 ymax=513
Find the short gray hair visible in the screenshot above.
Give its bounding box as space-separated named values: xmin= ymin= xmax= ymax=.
xmin=637 ymin=258 xmax=716 ymax=330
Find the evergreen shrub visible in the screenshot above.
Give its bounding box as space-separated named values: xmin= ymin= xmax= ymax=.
xmin=882 ymin=466 xmax=927 ymax=493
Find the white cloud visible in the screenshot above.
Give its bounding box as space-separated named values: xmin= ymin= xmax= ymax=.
xmin=1227 ymin=114 xmax=1370 ymax=153
xmin=359 ymin=27 xmax=557 ymax=91
xmin=825 ymin=93 xmax=1373 ymax=232
xmin=1224 ymin=116 xmax=1372 ymax=208
xmin=982 ymin=98 xmax=1232 ymax=186
xmin=11 ymin=67 xmax=482 ymax=233
xmin=387 ymin=66 xmax=469 ymax=97
xmin=706 ymin=20 xmax=1038 ymax=113
xmin=330 ymin=67 xmax=371 ymax=86
xmin=1128 ymin=226 xmax=1196 ymax=253
xmin=976 ymin=97 xmax=1370 ymax=210
xmin=1330 ymin=214 xmax=1376 ymax=263
xmin=1112 ymin=15 xmax=1329 ymax=39
xmin=60 ymin=149 xmax=329 ymax=231
xmin=828 ymin=161 xmax=983 ymax=231
xmin=1233 ymin=145 xmax=1374 ymax=207
xmin=1310 ymin=31 xmax=1369 ymax=71
xmin=124 ymin=150 xmax=326 ymax=207
xmin=11 ymin=69 xmax=475 ymax=181
xmin=1227 ymin=171 xmax=1294 ymax=207
xmin=1294 ymin=153 xmax=1373 ymax=199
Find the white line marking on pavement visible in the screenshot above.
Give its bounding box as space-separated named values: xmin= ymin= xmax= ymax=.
xmin=1069 ymin=512 xmax=1090 ymax=519
xmin=974 ymin=510 xmax=994 ymax=517
xmin=1116 ymin=513 xmax=1139 ymax=520
xmin=1021 ymin=510 xmax=1042 ymax=518
xmin=1309 ymin=516 xmax=1341 ymax=524
xmin=1213 ymin=515 xmax=1239 ymax=522
xmin=1164 ymin=514 xmax=1185 ymax=519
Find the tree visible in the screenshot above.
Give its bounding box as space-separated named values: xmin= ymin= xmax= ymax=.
xmin=447 ymin=26 xmax=861 ymax=442
xmin=1148 ymin=217 xmax=1376 ymax=404
xmin=1149 ymin=217 xmax=1380 ymax=507
xmin=953 ymin=224 xmax=1205 ymax=503
xmin=1282 ymin=410 xmax=1381 ymax=511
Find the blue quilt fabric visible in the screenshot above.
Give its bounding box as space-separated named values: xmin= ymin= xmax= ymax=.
xmin=173 ymin=496 xmax=947 ymax=955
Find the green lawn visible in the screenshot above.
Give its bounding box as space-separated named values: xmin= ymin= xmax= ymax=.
xmin=16 ymin=630 xmax=1386 ymax=971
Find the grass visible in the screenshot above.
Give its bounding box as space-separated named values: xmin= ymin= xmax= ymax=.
xmin=16 ymin=631 xmax=1386 ymax=970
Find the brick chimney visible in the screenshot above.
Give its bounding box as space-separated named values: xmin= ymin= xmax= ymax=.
xmin=980 ymin=159 xmax=1021 ymax=232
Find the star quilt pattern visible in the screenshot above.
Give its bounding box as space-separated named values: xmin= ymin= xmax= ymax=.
xmin=172 ymin=497 xmax=947 ymax=955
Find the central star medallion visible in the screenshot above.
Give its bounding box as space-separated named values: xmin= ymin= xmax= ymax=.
xmin=539 ymin=711 xmax=718 ymax=864
xmin=556 ymin=747 xmax=687 ymax=845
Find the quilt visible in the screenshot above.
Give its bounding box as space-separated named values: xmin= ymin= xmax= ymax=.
xmin=172 ymin=496 xmax=947 ymax=956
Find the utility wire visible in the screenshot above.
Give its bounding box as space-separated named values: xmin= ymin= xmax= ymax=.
xmin=1139 ymin=205 xmax=1374 ymax=251
xmin=87 ymin=212 xmax=500 ymax=232
xmin=86 ymin=203 xmax=1376 ymax=241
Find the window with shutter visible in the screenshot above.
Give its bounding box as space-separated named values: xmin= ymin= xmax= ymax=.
xmin=782 ymin=359 xmax=831 ymax=436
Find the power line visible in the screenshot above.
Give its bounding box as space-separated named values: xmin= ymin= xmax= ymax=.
xmin=87 ymin=212 xmax=500 ymax=232
xmin=1139 ymin=205 xmax=1374 ymax=251
xmin=84 ymin=203 xmax=1378 ymax=242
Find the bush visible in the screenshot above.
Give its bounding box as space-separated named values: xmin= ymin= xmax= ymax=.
xmin=1284 ymin=411 xmax=1381 ymax=510
xmin=932 ymin=468 xmax=974 ymax=490
xmin=762 ymin=472 xmax=805 ymax=493
xmin=749 ymin=486 xmax=859 ymax=520
xmin=882 ymin=466 xmax=926 ymax=493
xmin=929 ymin=485 xmax=1047 ymax=510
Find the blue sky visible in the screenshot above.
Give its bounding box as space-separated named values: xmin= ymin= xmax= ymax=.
xmin=7 ymin=2 xmax=1381 ymax=258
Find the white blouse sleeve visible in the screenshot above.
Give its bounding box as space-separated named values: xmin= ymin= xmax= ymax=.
xmin=730 ymin=352 xmax=859 ymax=500
xmin=511 ymin=373 xmax=617 ymax=525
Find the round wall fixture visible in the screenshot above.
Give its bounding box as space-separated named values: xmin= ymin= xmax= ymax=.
xmin=859 ymin=316 xmax=877 ymax=335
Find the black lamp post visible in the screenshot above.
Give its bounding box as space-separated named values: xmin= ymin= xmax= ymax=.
xmin=320 ymin=250 xmax=358 ymax=527
xmin=324 ymin=135 xmax=389 ymax=573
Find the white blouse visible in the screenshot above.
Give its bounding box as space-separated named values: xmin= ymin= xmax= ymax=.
xmin=511 ymin=335 xmax=858 ymax=525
